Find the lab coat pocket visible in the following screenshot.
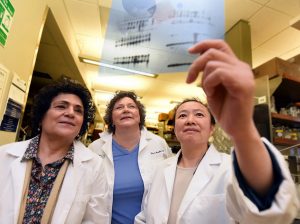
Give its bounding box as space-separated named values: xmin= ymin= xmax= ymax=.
xmin=186 ymin=194 xmax=229 ymax=223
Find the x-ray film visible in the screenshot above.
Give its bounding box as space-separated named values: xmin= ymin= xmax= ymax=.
xmin=100 ymin=0 xmax=224 ymax=75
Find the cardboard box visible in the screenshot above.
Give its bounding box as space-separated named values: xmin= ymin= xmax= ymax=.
xmin=253 ymin=57 xmax=300 ymax=81
xmin=158 ymin=113 xmax=169 ymax=122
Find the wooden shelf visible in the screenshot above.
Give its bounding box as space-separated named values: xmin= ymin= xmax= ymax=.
xmin=166 ymin=139 xmax=179 ymax=143
xmin=166 ymin=139 xmax=180 ymax=147
xmin=147 ymin=126 xmax=158 ymax=131
xmin=271 ymin=113 xmax=300 ymax=128
xmin=274 ymin=137 xmax=300 ymax=146
xmin=163 ymin=130 xmax=174 ymax=134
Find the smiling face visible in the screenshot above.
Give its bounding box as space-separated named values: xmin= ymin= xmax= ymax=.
xmin=174 ymin=101 xmax=214 ymax=146
xmin=40 ymin=93 xmax=84 ymax=141
xmin=112 ymin=97 xmax=140 ymax=130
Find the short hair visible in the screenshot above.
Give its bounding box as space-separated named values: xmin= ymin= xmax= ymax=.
xmin=31 ymin=79 xmax=95 ymax=139
xmin=174 ymin=98 xmax=216 ymax=125
xmin=104 ymin=91 xmax=145 ymax=133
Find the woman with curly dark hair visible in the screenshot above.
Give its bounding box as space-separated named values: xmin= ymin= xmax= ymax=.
xmin=0 ymin=79 xmax=109 ymax=223
xmin=89 ymin=90 xmax=173 ymax=224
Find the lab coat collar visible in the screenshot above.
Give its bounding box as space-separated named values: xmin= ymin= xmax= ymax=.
xmin=139 ymin=127 xmax=153 ymax=153
xmin=5 ymin=140 xmax=29 ymax=157
xmin=7 ymin=140 xmax=94 ymax=165
xmin=72 ymin=141 xmax=95 ymax=164
xmin=99 ymin=127 xmax=152 ymax=160
xmin=98 ymin=131 xmax=113 ymax=162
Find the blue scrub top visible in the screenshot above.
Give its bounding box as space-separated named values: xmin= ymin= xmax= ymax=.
xmin=112 ymin=139 xmax=144 ymax=224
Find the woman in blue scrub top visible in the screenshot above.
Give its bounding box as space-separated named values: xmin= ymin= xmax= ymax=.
xmin=89 ymin=91 xmax=172 ymax=223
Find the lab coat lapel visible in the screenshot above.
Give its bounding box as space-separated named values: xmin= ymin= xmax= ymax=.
xmin=100 ymin=134 xmax=113 ymax=163
xmin=178 ymin=145 xmax=221 ymax=216
xmin=53 ymin=163 xmax=84 ymax=221
xmin=164 ymin=156 xmax=179 ymax=201
xmin=11 ymin=157 xmax=26 ymax=224
xmin=51 ymin=143 xmax=87 ymax=222
xmin=138 ymin=128 xmax=149 ymax=153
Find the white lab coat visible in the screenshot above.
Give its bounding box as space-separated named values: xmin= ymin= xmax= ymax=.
xmin=0 ymin=139 xmax=109 ymax=224
xmin=135 ymin=138 xmax=299 ymax=224
xmin=88 ymin=128 xmax=173 ymax=221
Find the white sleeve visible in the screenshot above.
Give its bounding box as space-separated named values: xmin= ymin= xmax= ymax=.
xmin=226 ymin=138 xmax=300 ymax=224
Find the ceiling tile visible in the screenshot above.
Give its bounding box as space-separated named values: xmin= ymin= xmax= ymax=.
xmin=267 ymin=0 xmax=300 ymax=17
xmin=76 ymin=34 xmax=103 ymax=58
xmin=252 ymin=27 xmax=300 ymax=67
xmin=249 ymin=0 xmax=269 ymax=4
xmin=257 ymin=27 xmax=300 ymax=56
xmin=281 ymin=46 xmax=300 ymax=61
xmin=64 ymin=0 xmax=101 ymax=37
xmin=249 ymin=6 xmax=291 ymax=48
xmin=77 ymin=0 xmax=98 ymax=3
xmin=252 ymin=46 xmax=278 ymax=67
xmin=225 ymin=0 xmax=262 ymax=30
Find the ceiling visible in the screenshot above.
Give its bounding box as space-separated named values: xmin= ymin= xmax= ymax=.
xmin=34 ymin=0 xmax=300 ymax=125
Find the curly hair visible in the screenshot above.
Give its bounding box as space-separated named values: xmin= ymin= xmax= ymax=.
xmin=31 ymin=79 xmax=95 ymax=139
xmin=174 ymin=98 xmax=216 ymax=125
xmin=104 ymin=91 xmax=145 ymax=133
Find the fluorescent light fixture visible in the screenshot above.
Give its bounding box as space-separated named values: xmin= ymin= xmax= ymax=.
xmin=79 ymin=56 xmax=158 ymax=78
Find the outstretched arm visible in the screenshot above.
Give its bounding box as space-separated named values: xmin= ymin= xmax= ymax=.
xmin=187 ymin=39 xmax=273 ymax=196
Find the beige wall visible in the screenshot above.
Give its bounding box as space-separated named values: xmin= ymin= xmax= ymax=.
xmin=0 ymin=1 xmax=96 ymax=146
xmin=0 ymin=1 xmax=48 ymax=145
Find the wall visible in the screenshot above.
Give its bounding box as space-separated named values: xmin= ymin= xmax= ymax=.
xmin=0 ymin=0 xmax=48 ymax=145
xmin=225 ymin=20 xmax=252 ymax=66
xmin=0 ymin=1 xmax=98 ymax=145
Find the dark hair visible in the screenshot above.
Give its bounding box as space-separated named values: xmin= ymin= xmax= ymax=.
xmin=31 ymin=79 xmax=95 ymax=139
xmin=104 ymin=91 xmax=145 ymax=133
xmin=174 ymin=98 xmax=216 ymax=125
